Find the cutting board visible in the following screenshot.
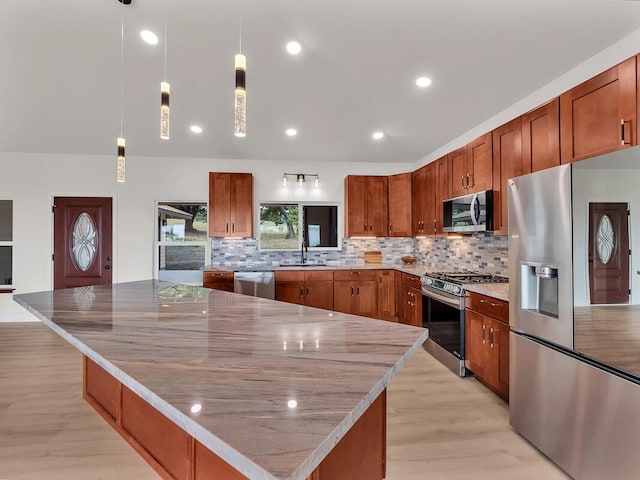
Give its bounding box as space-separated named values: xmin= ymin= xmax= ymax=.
xmin=363 ymin=251 xmax=382 ymax=264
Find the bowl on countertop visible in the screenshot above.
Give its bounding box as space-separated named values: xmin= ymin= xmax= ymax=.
xmin=401 ymin=256 xmax=416 ymax=264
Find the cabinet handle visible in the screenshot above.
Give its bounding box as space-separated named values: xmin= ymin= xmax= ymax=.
xmin=479 ymin=298 xmax=498 ymax=308
xmin=364 ymin=224 xmax=367 ymax=232
xmin=621 ymin=118 xmax=631 ymax=145
xmin=226 ymin=223 xmax=229 ymax=233
xmin=351 ymin=286 xmax=354 ymax=296
xmin=489 ymin=327 xmax=495 ymax=348
xmin=467 ymin=174 xmax=473 ymax=188
xmin=306 ymin=286 xmax=310 ymax=296
xmin=300 ymin=287 xmax=303 ymax=297
xmin=369 ymin=224 xmax=373 ymax=232
xmin=356 ymin=286 xmax=360 ymax=295
xmin=482 ymin=324 xmax=486 ymax=344
xmin=232 ymin=223 xmax=235 ymax=233
xmin=461 ymin=176 xmax=465 ymax=189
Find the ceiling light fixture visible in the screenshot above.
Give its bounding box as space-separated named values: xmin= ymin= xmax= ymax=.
xmin=116 ymin=10 xmax=126 ymax=183
xmin=372 ymin=131 xmax=384 ymax=140
xmin=416 ymin=76 xmax=432 ymax=88
xmin=234 ymin=3 xmax=246 ymax=137
xmin=286 ymin=41 xmax=302 ymax=55
xmin=190 ymin=125 xmax=203 ymax=134
xmin=282 ymin=173 xmax=319 ymax=187
xmin=286 ymin=128 xmax=297 ymax=137
xmin=140 ymin=30 xmax=158 ymax=45
xmin=160 ymin=5 xmax=170 ymax=140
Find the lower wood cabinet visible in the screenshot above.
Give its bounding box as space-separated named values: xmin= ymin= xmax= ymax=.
xmin=275 ymin=270 xmax=334 ymax=310
xmin=399 ymin=273 xmax=422 ymax=327
xmin=377 ymin=269 xmax=397 ymax=321
xmin=203 ymin=270 xmax=234 ymax=292
xmin=333 ymin=270 xmax=378 ymax=318
xmin=465 ymin=292 xmax=509 ymax=402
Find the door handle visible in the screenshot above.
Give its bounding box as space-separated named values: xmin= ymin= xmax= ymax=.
xmin=105 ymin=265 xmax=111 ymax=270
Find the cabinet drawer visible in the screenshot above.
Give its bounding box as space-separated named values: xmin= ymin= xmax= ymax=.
xmin=333 ymin=269 xmax=377 ymax=281
xmin=203 ymin=271 xmax=233 ymax=283
xmin=275 ymin=270 xmax=305 ymax=282
xmin=305 ymin=270 xmax=333 ymax=281
xmin=466 ymin=292 xmax=508 ymax=322
xmin=402 ymin=273 xmax=421 ymax=289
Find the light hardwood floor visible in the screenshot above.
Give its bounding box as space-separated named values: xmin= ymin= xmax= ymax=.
xmin=0 ymin=322 xmax=568 ymax=479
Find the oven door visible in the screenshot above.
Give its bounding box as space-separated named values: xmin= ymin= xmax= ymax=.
xmin=422 ymin=287 xmax=465 ymax=362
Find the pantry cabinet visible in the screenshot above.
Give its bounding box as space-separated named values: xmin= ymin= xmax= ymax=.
xmin=208 ymin=172 xmax=253 ymax=238
xmin=449 ymin=132 xmax=493 ymax=198
xmin=388 ymin=173 xmax=413 ymax=237
xmin=465 ymin=292 xmax=509 ymax=402
xmin=492 ymin=118 xmax=524 ymax=236
xmin=560 ymin=56 xmax=637 ymax=163
xmin=275 ymin=270 xmax=334 ymax=310
xmin=334 ymin=270 xmax=378 ymax=318
xmin=522 ymin=98 xmax=561 ymax=173
xmin=344 ymin=176 xmax=389 ymax=237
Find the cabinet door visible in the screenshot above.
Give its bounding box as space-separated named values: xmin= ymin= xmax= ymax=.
xmin=560 ymin=56 xmax=636 ymax=163
xmin=411 ymin=286 xmax=423 ymax=328
xmin=388 ymin=173 xmax=412 ymax=237
xmin=465 ymin=309 xmax=486 ymax=378
xmin=522 ymin=98 xmax=560 ymax=173
xmin=355 ymin=280 xmax=378 ymax=318
xmin=377 ymin=270 xmax=397 ymax=321
xmin=449 ymin=146 xmax=467 ymax=198
xmin=367 ymin=177 xmax=389 ymax=237
xmin=423 ymin=163 xmax=436 ymax=236
xmin=411 ymin=167 xmax=427 ymax=235
xmin=492 ymin=118 xmax=523 ymax=236
xmin=434 ymin=156 xmax=450 ymax=235
xmin=467 ymin=132 xmax=493 ymax=194
xmin=230 ymin=173 xmax=253 ymax=237
xmin=344 ymin=176 xmax=367 ymax=237
xmin=305 ymin=271 xmax=334 ymax=310
xmin=208 ymin=173 xmax=231 ymax=237
xmin=490 ymin=319 xmax=509 ymax=402
xmin=333 ymin=280 xmax=355 ymax=314
xmin=202 ymin=271 xmax=234 ymax=292
xmin=275 ymin=281 xmax=304 ymax=305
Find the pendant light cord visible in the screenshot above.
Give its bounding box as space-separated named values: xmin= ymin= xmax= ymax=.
xmin=120 ymin=13 xmax=124 ymax=138
xmin=163 ymin=3 xmax=167 ymax=81
xmin=238 ymin=0 xmax=243 ymax=54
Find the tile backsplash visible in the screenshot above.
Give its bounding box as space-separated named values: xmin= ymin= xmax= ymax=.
xmin=210 ymin=234 xmax=508 ymax=275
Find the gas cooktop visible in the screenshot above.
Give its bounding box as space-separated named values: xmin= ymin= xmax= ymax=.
xmin=421 ymin=271 xmax=508 ymax=296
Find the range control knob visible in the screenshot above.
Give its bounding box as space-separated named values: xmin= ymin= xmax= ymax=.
xmin=452 ymin=286 xmax=461 ymax=295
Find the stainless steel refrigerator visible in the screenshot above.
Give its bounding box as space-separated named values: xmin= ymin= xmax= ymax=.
xmin=509 ymin=149 xmax=640 ymax=480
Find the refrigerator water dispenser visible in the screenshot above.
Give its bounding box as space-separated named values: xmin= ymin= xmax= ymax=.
xmin=520 ymin=262 xmax=559 ymax=318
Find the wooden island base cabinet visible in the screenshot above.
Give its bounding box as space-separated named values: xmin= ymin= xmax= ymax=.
xmin=83 ymin=356 xmax=387 ymax=480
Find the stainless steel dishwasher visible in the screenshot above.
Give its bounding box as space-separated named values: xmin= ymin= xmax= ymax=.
xmin=233 ymin=271 xmax=275 ymax=299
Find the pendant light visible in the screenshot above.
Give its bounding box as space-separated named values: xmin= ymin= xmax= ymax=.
xmin=234 ymin=3 xmax=246 ymax=137
xmin=117 ymin=11 xmax=126 ymax=183
xmin=160 ymin=6 xmax=170 ymax=140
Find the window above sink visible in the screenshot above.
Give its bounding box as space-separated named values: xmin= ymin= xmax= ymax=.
xmin=258 ymin=202 xmax=342 ymax=252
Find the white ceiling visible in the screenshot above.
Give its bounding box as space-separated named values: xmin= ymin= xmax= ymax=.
xmin=2 ymin=0 xmax=640 ymax=165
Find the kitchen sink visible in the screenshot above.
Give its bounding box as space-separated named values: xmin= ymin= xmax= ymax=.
xmin=279 ymin=263 xmax=327 ymax=267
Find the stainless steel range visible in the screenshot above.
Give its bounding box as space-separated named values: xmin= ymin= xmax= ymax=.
xmin=421 ymin=271 xmax=508 ymax=376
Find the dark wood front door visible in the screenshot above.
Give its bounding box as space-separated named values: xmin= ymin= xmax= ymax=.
xmin=588 ymin=202 xmax=629 ymax=304
xmin=53 ymin=197 xmax=113 ymax=290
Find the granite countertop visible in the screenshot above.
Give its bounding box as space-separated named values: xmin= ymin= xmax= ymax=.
xmin=204 ymin=262 xmax=438 ymax=277
xmin=463 ymin=282 xmax=509 ymax=302
xmin=15 ymin=280 xmax=428 ymax=480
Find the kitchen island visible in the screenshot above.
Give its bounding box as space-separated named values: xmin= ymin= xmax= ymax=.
xmin=14 ymin=280 xmax=428 ymax=480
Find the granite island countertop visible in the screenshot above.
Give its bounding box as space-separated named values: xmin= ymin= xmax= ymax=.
xmin=15 ymin=280 xmax=428 ymax=480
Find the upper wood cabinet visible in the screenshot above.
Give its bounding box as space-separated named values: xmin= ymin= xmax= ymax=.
xmin=344 ymin=176 xmax=388 ymax=237
xmin=434 ymin=155 xmax=450 ymax=235
xmin=449 ymin=132 xmax=493 ymax=197
xmin=522 ymin=98 xmax=561 ymax=173
xmin=492 ymin=118 xmax=524 ymax=236
xmin=388 ymin=173 xmax=412 ymax=237
xmin=560 ymin=56 xmax=637 ymax=163
xmin=412 ymin=163 xmax=435 ymax=236
xmin=208 ymin=172 xmax=253 ymax=238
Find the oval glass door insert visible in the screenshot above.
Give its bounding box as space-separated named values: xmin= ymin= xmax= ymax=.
xmin=72 ymin=212 xmax=97 ymax=271
xmin=596 ymin=214 xmax=615 ymax=265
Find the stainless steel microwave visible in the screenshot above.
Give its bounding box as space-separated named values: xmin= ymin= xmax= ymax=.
xmin=442 ymin=190 xmax=493 ymax=233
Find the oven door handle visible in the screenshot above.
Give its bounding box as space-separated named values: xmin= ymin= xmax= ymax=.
xmin=421 ymin=287 xmax=463 ymax=310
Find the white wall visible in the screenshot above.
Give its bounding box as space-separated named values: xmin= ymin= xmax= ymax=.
xmin=0 ymin=151 xmax=412 ymax=321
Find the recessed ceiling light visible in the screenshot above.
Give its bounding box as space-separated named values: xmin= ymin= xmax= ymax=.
xmin=286 ymin=128 xmax=298 ymax=137
xmin=140 ymin=30 xmax=159 ymax=46
xmin=286 ymin=41 xmax=302 ymax=55
xmin=416 ymin=76 xmax=432 ymax=88
xmin=190 ymin=125 xmax=203 ymax=134
xmin=372 ymin=131 xmax=384 ymax=140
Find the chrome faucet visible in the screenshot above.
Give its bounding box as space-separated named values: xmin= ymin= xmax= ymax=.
xmin=300 ymin=238 xmax=308 ymax=264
